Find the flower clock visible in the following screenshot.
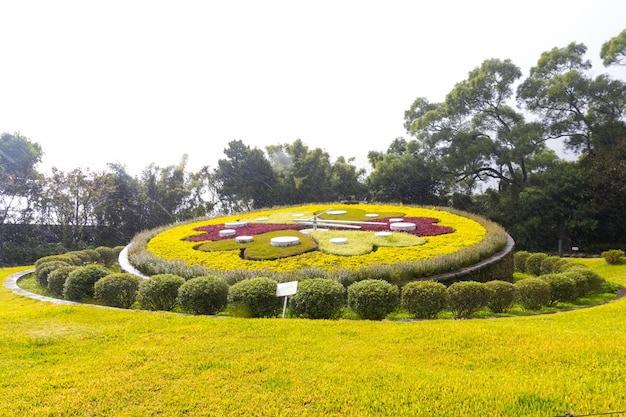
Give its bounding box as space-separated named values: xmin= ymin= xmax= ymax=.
xmin=146 ymin=204 xmax=488 ymax=274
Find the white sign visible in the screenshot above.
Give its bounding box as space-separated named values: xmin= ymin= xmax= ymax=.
xmin=276 ymin=281 xmax=298 ymax=297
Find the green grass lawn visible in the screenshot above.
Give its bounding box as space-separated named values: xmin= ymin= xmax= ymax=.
xmin=2 ymin=260 xmax=626 ymax=416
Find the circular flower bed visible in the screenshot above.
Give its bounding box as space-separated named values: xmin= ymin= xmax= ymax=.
xmin=140 ymin=204 xmax=500 ymax=281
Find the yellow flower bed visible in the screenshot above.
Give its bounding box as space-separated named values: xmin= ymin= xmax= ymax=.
xmin=146 ymin=204 xmax=487 ymax=273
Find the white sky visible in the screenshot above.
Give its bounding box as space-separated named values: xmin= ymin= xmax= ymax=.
xmin=2 ymin=0 xmax=625 ymax=177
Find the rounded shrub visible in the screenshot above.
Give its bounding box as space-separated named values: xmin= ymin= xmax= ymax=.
xmin=95 ymin=246 xmax=118 ymax=267
xmin=540 ymin=273 xmax=578 ymax=305
xmin=47 ymin=265 xmax=78 ymax=297
xmin=347 ymin=279 xmax=399 ymax=320
xmin=524 ymin=253 xmax=548 ymax=276
xmin=401 ymin=280 xmax=449 ymax=319
xmin=35 ymin=260 xmax=70 ymax=287
xmin=178 ymin=275 xmax=229 ymax=315
xmin=540 ymin=256 xmax=562 ymax=275
xmin=137 ymin=274 xmax=186 ymax=311
xmin=513 ymin=251 xmax=531 ymax=272
xmin=34 ymin=254 xmax=81 ymax=268
xmin=551 ymin=258 xmax=575 ymax=273
xmin=290 ymin=278 xmax=345 ymax=319
xmin=601 ymin=249 xmax=624 ymax=265
xmin=562 ymin=265 xmax=605 ymax=295
xmin=94 ymin=273 xmax=142 ymax=308
xmin=515 ymin=278 xmax=551 ymax=310
xmin=63 ymin=264 xmax=111 ymax=301
xmin=485 ymin=280 xmax=516 ymax=313
xmin=227 ymin=277 xmax=281 ymax=318
xmin=447 ymin=281 xmax=491 ymax=318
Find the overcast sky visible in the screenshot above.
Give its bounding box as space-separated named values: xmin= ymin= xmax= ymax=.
xmin=2 ymin=0 xmax=625 ymax=177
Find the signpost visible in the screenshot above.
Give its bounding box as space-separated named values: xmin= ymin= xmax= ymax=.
xmin=276 ymin=281 xmax=298 ymax=319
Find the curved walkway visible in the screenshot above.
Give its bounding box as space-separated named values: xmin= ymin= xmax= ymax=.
xmin=3 ymin=269 xmax=81 ymax=305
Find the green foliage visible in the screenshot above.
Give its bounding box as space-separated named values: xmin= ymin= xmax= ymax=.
xmin=177 ymin=275 xmax=229 ymax=315
xmin=34 ymin=254 xmax=81 ymax=268
xmin=94 ymin=247 xmax=117 ymax=266
xmin=524 ymin=253 xmax=548 ymax=276
xmin=47 ymin=265 xmax=78 ymax=297
xmin=447 ymin=281 xmax=491 ymax=318
xmin=137 ymin=274 xmax=186 ymax=311
xmin=63 ymin=264 xmax=111 ymax=301
xmin=513 ymin=251 xmax=531 ymax=272
xmin=347 ymin=279 xmax=399 ymax=320
xmin=540 ymin=273 xmax=578 ymax=305
xmin=35 ymin=260 xmax=69 ymax=287
xmin=540 ymin=256 xmax=562 ymax=275
xmin=70 ymin=249 xmax=101 ymax=264
xmin=562 ymin=265 xmax=605 ymax=295
xmin=94 ymin=273 xmax=142 ymax=309
xmin=228 ymin=277 xmax=282 ymax=318
xmin=485 ymin=280 xmax=517 ymax=313
xmin=515 ymin=278 xmax=551 ymax=310
xmin=401 ymin=280 xmax=449 ymax=319
xmin=601 ymin=249 xmax=624 ymax=265
xmin=290 ymin=278 xmax=345 ymax=319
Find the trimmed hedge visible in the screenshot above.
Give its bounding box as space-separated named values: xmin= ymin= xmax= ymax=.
xmin=63 ymin=264 xmax=111 ymax=301
xmin=228 ymin=277 xmax=282 ymax=318
xmin=47 ymin=265 xmax=78 ymax=297
xmin=602 ymin=249 xmax=624 ymax=265
xmin=137 ymin=274 xmax=186 ymax=311
xmin=524 ymin=253 xmax=548 ymax=276
xmin=513 ymin=251 xmax=531 ymax=273
xmin=447 ymin=281 xmax=491 ymax=318
xmin=94 ymin=273 xmax=142 ymax=308
xmin=290 ymin=278 xmax=345 ymax=319
xmin=515 ymin=278 xmax=551 ymax=310
xmin=35 ymin=260 xmax=70 ymax=287
xmin=540 ymin=273 xmax=577 ymax=305
xmin=401 ymin=280 xmax=449 ymax=319
xmin=485 ymin=280 xmax=516 ymax=313
xmin=177 ymin=275 xmax=229 ymax=315
xmin=347 ymin=279 xmax=399 ymax=320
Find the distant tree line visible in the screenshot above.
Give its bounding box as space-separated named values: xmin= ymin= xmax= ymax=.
xmin=1 ymin=31 xmax=625 ymax=265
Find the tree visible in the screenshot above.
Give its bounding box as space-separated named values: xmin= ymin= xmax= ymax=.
xmin=517 ymin=42 xmax=626 ymax=154
xmin=215 ymin=140 xmax=278 ymax=212
xmin=405 ymin=59 xmax=552 ymax=193
xmin=366 ymin=139 xmax=442 ymax=204
xmin=39 ymin=167 xmax=115 ymax=249
xmin=329 ymin=156 xmax=367 ymax=202
xmin=0 ymin=132 xmax=43 ymax=225
xmin=601 ymin=29 xmax=626 ymax=66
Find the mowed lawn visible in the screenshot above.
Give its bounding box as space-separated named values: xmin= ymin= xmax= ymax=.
xmin=1 ymin=260 xmax=626 ymax=417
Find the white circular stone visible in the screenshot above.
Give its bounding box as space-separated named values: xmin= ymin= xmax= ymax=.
xmin=329 ymin=237 xmax=348 ymax=244
xmin=292 ymin=213 xmax=305 ymax=217
xmin=390 ymin=222 xmax=416 ymax=231
xmin=255 ymin=217 xmax=269 ymax=221
xmin=271 ymin=236 xmax=301 ymax=247
xmin=326 ymin=210 xmax=347 ymax=215
xmin=389 ymin=218 xmax=404 ymax=223
xmin=365 ymin=213 xmax=379 ymax=218
xmin=219 ymin=229 xmax=236 ymax=237
xmin=375 ymin=231 xmax=393 ymax=237
xmin=225 ymin=221 xmax=247 ymax=228
xmin=235 ymin=235 xmax=254 ymax=243
xmin=300 ymin=228 xmax=329 ymax=234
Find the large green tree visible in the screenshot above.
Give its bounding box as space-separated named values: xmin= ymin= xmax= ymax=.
xmin=517 ymin=42 xmax=626 ymax=154
xmin=601 ymin=28 xmax=626 ymax=66
xmin=404 ymin=59 xmax=554 ymax=194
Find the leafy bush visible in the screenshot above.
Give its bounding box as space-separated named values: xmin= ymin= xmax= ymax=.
xmin=228 ymin=277 xmax=282 ymax=318
xmin=447 ymin=281 xmax=491 ymax=318
xmin=347 ymin=279 xmax=399 ymax=320
xmin=540 ymin=256 xmax=562 ymax=275
xmin=601 ymin=249 xmax=624 ymax=265
xmin=561 ymin=265 xmax=605 ymax=295
xmin=63 ymin=264 xmax=111 ymax=301
xmin=94 ymin=273 xmax=142 ymax=308
xmin=515 ymin=278 xmax=551 ymax=310
xmin=401 ymin=280 xmax=449 ymax=319
xmin=524 ymin=253 xmax=548 ymax=276
xmin=551 ymin=258 xmax=575 ymax=273
xmin=178 ymin=275 xmax=229 ymax=315
xmin=540 ymin=273 xmax=578 ymax=305
xmin=513 ymin=251 xmax=531 ymax=272
xmin=485 ymin=280 xmax=516 ymax=313
xmin=290 ymin=278 xmax=346 ymax=319
xmin=47 ymin=265 xmax=78 ymax=297
xmin=137 ymin=274 xmax=186 ymax=311
xmin=35 ymin=260 xmax=69 ymax=287
xmin=95 ymin=246 xmax=118 ymax=267
xmin=34 ymin=254 xmax=81 ymax=268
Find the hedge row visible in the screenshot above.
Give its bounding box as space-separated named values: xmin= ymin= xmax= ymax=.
xmin=31 ymin=250 xmax=612 ymax=320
